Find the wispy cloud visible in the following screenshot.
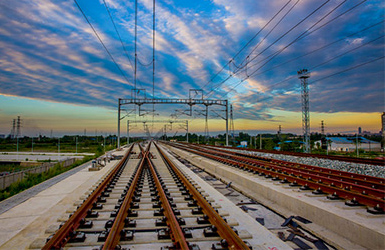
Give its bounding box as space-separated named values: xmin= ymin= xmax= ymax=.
xmin=0 ymin=0 xmax=383 ymax=128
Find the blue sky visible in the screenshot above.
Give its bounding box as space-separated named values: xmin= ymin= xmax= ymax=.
xmin=0 ymin=0 xmax=384 ymax=137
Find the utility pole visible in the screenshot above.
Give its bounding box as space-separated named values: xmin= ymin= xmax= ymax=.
xmin=230 ymin=104 xmax=235 ymax=145
xmin=127 ymin=120 xmax=129 ymax=145
xmin=186 ymin=120 xmax=189 ymax=143
xmin=321 ymin=120 xmax=325 ymax=135
xmin=16 ymin=136 xmax=19 ymax=160
xmin=225 ymin=100 xmax=229 ymax=146
xmin=76 ymin=136 xmax=78 ymax=154
xmin=204 ymin=105 xmax=209 ymax=143
xmin=118 ymin=98 xmax=121 ymax=148
xmin=321 ymin=120 xmax=326 ymax=152
xmin=58 ymin=138 xmax=60 ymax=158
xmin=104 ymin=136 xmax=106 ymax=153
xmin=118 ymin=97 xmax=120 ymax=148
xmin=32 ymin=137 xmax=34 ymax=153
xmin=298 ymin=69 xmax=311 ymax=153
xmin=16 ymin=116 xmax=21 ymax=138
xmin=260 ymin=134 xmax=262 ymax=150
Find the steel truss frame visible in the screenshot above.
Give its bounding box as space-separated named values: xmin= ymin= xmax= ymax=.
xmin=118 ymin=97 xmax=229 ymax=147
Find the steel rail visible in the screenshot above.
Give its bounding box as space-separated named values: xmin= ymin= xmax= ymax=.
xmin=194 ymin=143 xmax=384 ymax=187
xmin=146 ymin=142 xmax=190 ymax=250
xmin=180 ymin=143 xmax=385 ymax=196
xmin=155 ymin=142 xmax=251 ymax=250
xmin=204 ymin=143 xmax=385 ymax=166
xmin=103 ymin=143 xmax=148 ymax=249
xmin=43 ymin=145 xmax=134 ymax=249
xmin=167 ymin=142 xmax=385 ymax=210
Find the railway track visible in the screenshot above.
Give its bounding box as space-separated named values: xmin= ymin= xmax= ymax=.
xmin=42 ymin=142 xmax=252 ymax=249
xmin=207 ymin=144 xmax=385 ymax=166
xmin=165 ymin=142 xmax=385 ymax=214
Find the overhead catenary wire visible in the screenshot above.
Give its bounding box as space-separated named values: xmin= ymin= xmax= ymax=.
xmin=200 ymin=0 xmax=294 ymax=91
xmin=241 ymin=0 xmax=331 ymax=71
xmin=152 ymin=0 xmax=156 ymax=100
xmin=205 ymin=0 xmax=331 ymax=97
xmin=138 ymin=57 xmax=154 ymax=67
xmin=234 ymin=0 xmax=348 ymax=75
xmin=311 ymin=35 xmax=384 ymax=69
xmin=74 ymin=0 xmax=132 ymax=86
xmin=234 ymin=0 xmax=367 ymax=79
xmin=208 ymin=0 xmax=372 ymax=98
xmin=233 ymin=0 xmax=301 ymax=70
xmin=221 ymin=32 xmax=384 ymax=97
xmin=152 ymin=0 xmax=156 ymax=134
xmin=235 ymin=0 xmax=361 ymax=79
xmin=102 ymin=0 xmax=134 ymax=71
xmin=237 ymin=20 xmax=384 ymax=84
xmin=311 ymin=55 xmax=385 ymax=84
xmin=134 ymin=0 xmax=138 ymax=91
xmin=241 ymin=55 xmax=385 ymax=106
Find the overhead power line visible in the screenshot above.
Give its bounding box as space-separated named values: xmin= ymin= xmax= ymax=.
xmin=244 ymin=55 xmax=385 ymax=106
xmin=200 ymin=0 xmax=294 ymax=91
xmin=74 ymin=0 xmax=132 ymax=86
xmin=312 ymin=55 xmax=385 ymax=84
xmin=236 ymin=0 xmax=347 ymax=75
xmin=238 ymin=20 xmax=384 ymax=83
xmin=102 ymin=0 xmax=134 ymax=71
xmin=241 ymin=0 xmax=331 ymax=71
xmin=234 ymin=0 xmax=301 ymax=70
xmin=237 ymin=0 xmax=367 ymax=78
xmin=208 ymin=0 xmax=372 ymax=97
xmin=238 ymin=0 xmax=366 ymax=80
xmin=218 ymin=30 xmax=384 ymax=98
xmin=205 ymin=0 xmax=331 ymax=97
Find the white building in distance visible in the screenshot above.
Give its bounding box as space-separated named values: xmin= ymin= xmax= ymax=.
xmin=317 ymin=137 xmax=381 ymax=152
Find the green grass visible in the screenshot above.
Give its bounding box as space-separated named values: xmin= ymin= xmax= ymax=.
xmin=0 ymin=164 xmax=36 ymax=173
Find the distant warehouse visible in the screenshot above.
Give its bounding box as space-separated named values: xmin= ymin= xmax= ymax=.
xmin=317 ymin=137 xmax=381 ymax=152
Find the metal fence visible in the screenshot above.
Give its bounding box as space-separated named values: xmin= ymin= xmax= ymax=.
xmin=0 ymin=158 xmax=77 ymax=190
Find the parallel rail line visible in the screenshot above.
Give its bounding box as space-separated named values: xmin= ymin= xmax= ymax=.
xmin=154 ymin=143 xmax=250 ymax=249
xmin=166 ymin=142 xmax=385 ymax=213
xmin=199 ymin=143 xmax=384 ymax=189
xmin=42 ymin=144 xmax=134 ymax=250
xmin=102 ymin=143 xmax=149 ymax=249
xmin=207 ymin=144 xmax=385 ymax=166
xmin=43 ymin=142 xmax=250 ymax=249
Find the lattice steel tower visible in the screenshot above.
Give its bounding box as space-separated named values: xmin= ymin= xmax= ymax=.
xmin=16 ymin=116 xmax=21 ymax=138
xmin=298 ymin=69 xmax=310 ymax=153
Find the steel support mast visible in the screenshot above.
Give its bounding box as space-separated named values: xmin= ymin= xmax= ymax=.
xmin=298 ymin=69 xmax=310 ymax=153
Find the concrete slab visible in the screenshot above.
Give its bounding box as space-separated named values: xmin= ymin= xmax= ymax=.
xmin=166 ymin=144 xmax=385 ymax=250
xmin=0 ymin=149 xmax=127 ymax=250
xmin=159 ymin=144 xmax=292 ymax=250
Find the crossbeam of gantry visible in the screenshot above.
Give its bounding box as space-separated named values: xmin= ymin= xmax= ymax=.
xmin=118 ymin=98 xmax=229 ymax=147
xmin=119 ymin=98 xmax=227 ymax=106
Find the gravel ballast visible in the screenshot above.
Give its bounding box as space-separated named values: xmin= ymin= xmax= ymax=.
xmin=231 ymin=149 xmax=385 ymax=178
